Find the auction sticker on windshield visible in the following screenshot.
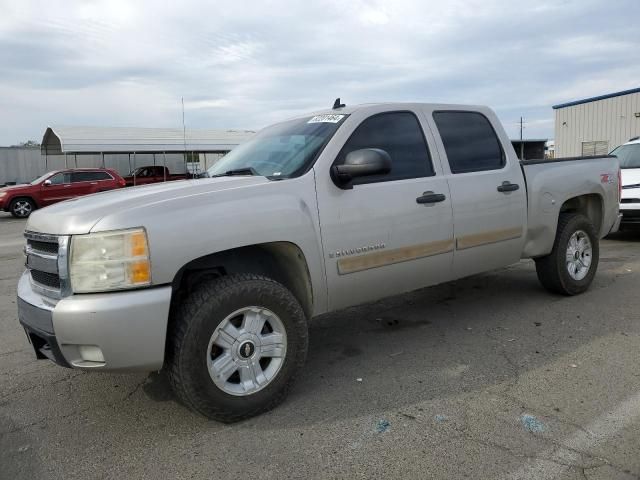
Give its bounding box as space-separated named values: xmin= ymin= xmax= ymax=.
xmin=308 ymin=114 xmax=345 ymax=123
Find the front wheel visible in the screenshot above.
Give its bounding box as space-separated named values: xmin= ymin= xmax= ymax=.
xmin=535 ymin=213 xmax=599 ymax=295
xmin=9 ymin=198 xmax=35 ymax=218
xmin=167 ymin=274 xmax=308 ymax=422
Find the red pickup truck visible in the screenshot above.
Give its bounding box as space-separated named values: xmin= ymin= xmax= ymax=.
xmin=0 ymin=168 xmax=125 ymax=218
xmin=123 ymin=166 xmax=189 ymax=186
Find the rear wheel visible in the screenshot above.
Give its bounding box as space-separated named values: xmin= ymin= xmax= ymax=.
xmin=167 ymin=274 xmax=308 ymax=422
xmin=9 ymin=198 xmax=35 ymax=218
xmin=535 ymin=213 xmax=599 ymax=295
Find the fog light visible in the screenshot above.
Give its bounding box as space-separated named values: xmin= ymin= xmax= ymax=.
xmin=78 ymin=345 xmax=105 ymax=363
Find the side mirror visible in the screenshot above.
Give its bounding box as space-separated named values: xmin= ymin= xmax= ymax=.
xmin=331 ymin=148 xmax=392 ymax=189
xmin=43 ymin=180 xmax=52 ymax=186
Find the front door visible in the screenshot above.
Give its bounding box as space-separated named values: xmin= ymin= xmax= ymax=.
xmin=315 ymin=110 xmax=454 ymax=311
xmin=70 ymin=171 xmax=104 ymax=196
xmin=40 ymin=172 xmax=72 ymax=205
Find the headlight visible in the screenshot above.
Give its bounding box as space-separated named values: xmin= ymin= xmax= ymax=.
xmin=70 ymin=228 xmax=151 ymax=293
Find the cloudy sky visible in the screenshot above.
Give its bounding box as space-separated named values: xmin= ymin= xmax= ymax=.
xmin=0 ymin=0 xmax=638 ymax=145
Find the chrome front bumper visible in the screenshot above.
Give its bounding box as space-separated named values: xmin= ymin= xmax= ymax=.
xmin=17 ymin=271 xmax=172 ymax=371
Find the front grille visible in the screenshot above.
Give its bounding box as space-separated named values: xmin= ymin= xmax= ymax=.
xmin=27 ymin=239 xmax=59 ymax=254
xmin=621 ymin=198 xmax=640 ymax=204
xmin=24 ymin=231 xmax=65 ymax=297
xmin=30 ymin=269 xmax=61 ymax=289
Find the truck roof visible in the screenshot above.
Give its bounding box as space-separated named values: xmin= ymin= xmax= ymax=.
xmin=307 ymin=102 xmax=490 ymax=117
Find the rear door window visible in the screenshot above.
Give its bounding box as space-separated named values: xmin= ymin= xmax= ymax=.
xmin=433 ymin=111 xmax=505 ymax=174
xmin=92 ymin=171 xmax=113 ymax=181
xmin=71 ymin=172 xmax=94 ymax=183
xmin=71 ymin=171 xmax=112 ymax=182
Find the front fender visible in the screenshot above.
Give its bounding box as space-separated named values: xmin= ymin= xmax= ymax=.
xmin=91 ymin=174 xmax=328 ymax=315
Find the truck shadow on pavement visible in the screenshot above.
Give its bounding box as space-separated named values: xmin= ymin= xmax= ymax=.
xmin=3 ymin=242 xmax=638 ymax=439
xmin=138 ymin=251 xmax=636 ymax=428
xmin=3 ymin=246 xmax=639 ymax=479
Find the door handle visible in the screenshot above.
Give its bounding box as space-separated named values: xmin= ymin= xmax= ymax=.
xmin=497 ymin=181 xmax=519 ymax=192
xmin=416 ymin=191 xmax=446 ymax=204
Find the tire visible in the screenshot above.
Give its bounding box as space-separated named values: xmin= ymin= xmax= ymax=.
xmin=166 ymin=274 xmax=308 ymax=422
xmin=9 ymin=197 xmax=36 ymax=218
xmin=535 ymin=213 xmax=599 ymax=295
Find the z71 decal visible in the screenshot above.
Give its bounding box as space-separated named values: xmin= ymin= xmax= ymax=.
xmin=600 ymin=173 xmax=615 ymax=184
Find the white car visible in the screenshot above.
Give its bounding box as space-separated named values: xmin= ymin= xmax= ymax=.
xmin=611 ymin=137 xmax=640 ymax=226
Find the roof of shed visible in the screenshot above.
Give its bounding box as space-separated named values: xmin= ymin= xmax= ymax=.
xmin=552 ymin=87 xmax=640 ymax=110
xmin=41 ymin=126 xmax=255 ymax=154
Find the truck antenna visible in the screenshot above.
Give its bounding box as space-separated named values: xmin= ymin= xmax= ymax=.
xmin=333 ymin=98 xmax=345 ymax=109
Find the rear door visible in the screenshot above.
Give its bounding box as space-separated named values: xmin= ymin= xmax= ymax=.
xmin=430 ymin=109 xmax=526 ymax=278
xmin=314 ymin=109 xmax=454 ymax=311
xmin=40 ymin=172 xmax=72 ymax=205
xmin=90 ymin=171 xmax=117 ymax=191
xmin=70 ymin=171 xmax=101 ymax=197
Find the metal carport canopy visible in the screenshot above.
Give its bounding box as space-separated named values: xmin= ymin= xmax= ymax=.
xmin=41 ymin=126 xmax=254 ymax=154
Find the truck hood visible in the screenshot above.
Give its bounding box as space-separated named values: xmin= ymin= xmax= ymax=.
xmin=26 ymin=176 xmax=270 ymax=235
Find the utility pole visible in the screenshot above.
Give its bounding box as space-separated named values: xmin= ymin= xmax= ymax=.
xmin=182 ymin=97 xmax=187 ymax=178
xmin=519 ymin=116 xmax=525 ymax=161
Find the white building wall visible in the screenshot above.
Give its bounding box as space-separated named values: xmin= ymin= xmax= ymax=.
xmin=554 ymin=91 xmax=640 ymax=157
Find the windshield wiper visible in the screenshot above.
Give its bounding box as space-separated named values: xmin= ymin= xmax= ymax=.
xmin=210 ymin=167 xmax=258 ymax=178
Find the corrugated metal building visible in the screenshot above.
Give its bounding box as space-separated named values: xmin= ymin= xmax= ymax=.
xmin=510 ymin=139 xmax=548 ymax=160
xmin=0 ymin=147 xmax=42 ymax=186
xmin=553 ymin=87 xmax=640 ymax=158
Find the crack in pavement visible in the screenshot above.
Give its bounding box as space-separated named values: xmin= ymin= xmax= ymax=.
xmin=0 ymin=371 xmax=85 ymax=402
xmin=0 ymin=348 xmax=29 ymax=357
xmin=0 ymin=376 xmax=149 ymax=437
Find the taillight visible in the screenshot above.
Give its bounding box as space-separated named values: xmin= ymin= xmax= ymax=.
xmin=118 ymin=177 xmax=126 ymax=187
xmin=618 ymin=168 xmax=622 ymax=202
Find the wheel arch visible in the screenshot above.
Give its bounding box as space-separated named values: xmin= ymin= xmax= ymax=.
xmin=558 ymin=193 xmax=603 ymax=236
xmin=8 ymin=195 xmax=38 ymax=213
xmin=170 ymin=241 xmax=314 ymax=320
xmin=10 ymin=194 xmax=37 ymax=204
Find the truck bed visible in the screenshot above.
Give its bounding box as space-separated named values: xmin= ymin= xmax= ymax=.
xmin=520 ymin=154 xmax=620 ymax=258
xmin=521 ymin=154 xmax=616 ymax=166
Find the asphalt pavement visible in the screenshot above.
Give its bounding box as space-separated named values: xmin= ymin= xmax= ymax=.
xmin=1 ymin=212 xmax=639 ymax=479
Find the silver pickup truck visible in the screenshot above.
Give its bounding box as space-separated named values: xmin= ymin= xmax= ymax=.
xmin=17 ymin=102 xmax=621 ymax=422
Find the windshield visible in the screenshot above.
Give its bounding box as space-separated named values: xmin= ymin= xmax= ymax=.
xmin=30 ymin=172 xmax=55 ymax=185
xmin=610 ymin=144 xmax=640 ymax=169
xmin=207 ymin=115 xmax=347 ymax=178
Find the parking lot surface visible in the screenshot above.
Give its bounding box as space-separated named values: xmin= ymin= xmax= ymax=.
xmin=1 ymin=212 xmax=639 ymax=480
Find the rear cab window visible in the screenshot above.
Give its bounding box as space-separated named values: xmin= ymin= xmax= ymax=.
xmin=433 ymin=111 xmax=505 ymax=174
